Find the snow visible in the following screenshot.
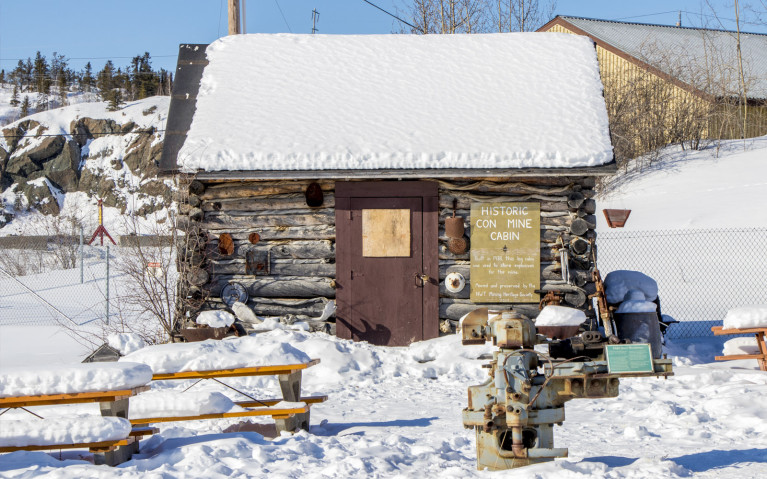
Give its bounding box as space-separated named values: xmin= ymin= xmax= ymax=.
xmin=722 ymin=337 xmax=760 ymax=356
xmin=1 ymin=326 xmax=767 ymax=477
xmin=534 ymin=305 xmax=587 ymax=326
xmin=118 ymin=335 xmax=312 ymax=374
xmin=603 ymin=270 xmax=659 ymax=303
xmin=178 ymin=33 xmax=613 ymax=172
xmin=722 ymin=306 xmax=767 ymax=329
xmin=196 ymin=310 xmax=235 ymax=328
xmin=107 ymin=333 xmax=146 ymax=356
xmin=0 ymin=362 xmax=152 ymax=398
xmin=598 ymin=136 xmax=767 ymax=230
xmin=0 ymin=416 xmax=131 ymax=448
xmin=129 ymin=391 xmax=244 ymax=419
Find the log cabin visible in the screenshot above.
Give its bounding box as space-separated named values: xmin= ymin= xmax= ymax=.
xmin=160 ymin=33 xmax=616 ymax=346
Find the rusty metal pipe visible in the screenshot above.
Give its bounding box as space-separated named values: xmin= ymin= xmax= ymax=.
xmin=510 ymin=426 xmax=526 ymax=457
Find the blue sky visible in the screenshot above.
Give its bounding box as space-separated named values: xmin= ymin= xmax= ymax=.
xmin=0 ymin=0 xmax=763 ymax=74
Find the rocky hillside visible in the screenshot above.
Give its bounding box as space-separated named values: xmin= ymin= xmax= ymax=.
xmin=0 ymin=97 xmax=170 ymax=228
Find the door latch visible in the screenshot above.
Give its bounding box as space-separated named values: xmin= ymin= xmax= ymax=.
xmin=414 ymin=272 xmax=430 ymax=286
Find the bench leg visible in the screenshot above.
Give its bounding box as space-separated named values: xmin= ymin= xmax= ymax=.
xmin=98 ymin=398 xmax=134 ymax=462
xmin=93 ymin=441 xmax=134 ymax=466
xmin=275 ymin=371 xmax=310 ymax=433
xmin=757 ymin=332 xmax=767 ymax=371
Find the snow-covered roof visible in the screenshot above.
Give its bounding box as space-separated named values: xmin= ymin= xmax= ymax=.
xmin=176 ymin=33 xmax=613 ymax=173
xmin=555 ymin=16 xmax=767 ymax=99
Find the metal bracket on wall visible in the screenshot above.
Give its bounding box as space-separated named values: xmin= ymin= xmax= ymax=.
xmin=246 ymin=250 xmax=270 ymax=275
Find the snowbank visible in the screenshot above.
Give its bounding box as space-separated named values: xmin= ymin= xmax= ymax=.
xmin=723 ymin=306 xmax=767 ymax=329
xmin=179 ymin=33 xmax=612 ymax=171
xmin=604 ymin=270 xmax=658 ymax=303
xmin=196 ymin=310 xmax=235 ymax=328
xmin=129 ymin=391 xmax=244 ymax=419
xmin=0 ymin=362 xmax=152 ymax=398
xmin=597 ymin=136 xmax=767 ymax=230
xmin=535 ymin=306 xmax=587 ymax=326
xmin=119 ymin=335 xmax=311 ymax=374
xmin=107 ymin=333 xmax=147 ymax=356
xmin=722 ymin=337 xmax=760 ymax=356
xmin=0 ymin=416 xmax=130 ymax=447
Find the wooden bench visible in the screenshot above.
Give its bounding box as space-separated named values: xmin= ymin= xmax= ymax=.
xmin=712 ymin=325 xmax=767 ymax=371
xmin=0 ymin=386 xmax=150 ymax=466
xmin=145 ymin=360 xmax=325 ymax=433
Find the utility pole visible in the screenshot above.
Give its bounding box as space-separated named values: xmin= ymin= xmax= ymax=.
xmin=312 ymin=9 xmax=320 ymax=34
xmin=228 ymin=0 xmax=241 ymax=35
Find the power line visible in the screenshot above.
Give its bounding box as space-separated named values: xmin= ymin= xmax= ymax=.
xmin=273 ymin=0 xmax=293 ymax=33
xmin=360 ymin=0 xmax=423 ymax=33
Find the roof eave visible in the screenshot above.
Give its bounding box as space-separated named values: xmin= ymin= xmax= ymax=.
xmin=189 ymin=163 xmax=618 ymax=181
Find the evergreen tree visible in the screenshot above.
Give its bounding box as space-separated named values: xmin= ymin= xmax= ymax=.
xmin=0 ymin=70 xmax=4 ymax=85
xmin=82 ymin=62 xmax=94 ymax=92
xmin=20 ymin=96 xmax=31 ymax=118
xmin=97 ymin=60 xmax=115 ymax=100
xmin=57 ymin=74 xmax=68 ymax=107
xmin=10 ymin=85 xmax=20 ymax=107
xmin=23 ymin=58 xmax=34 ymax=91
xmin=107 ymin=88 xmax=124 ymax=111
xmin=33 ymin=51 xmax=50 ymax=93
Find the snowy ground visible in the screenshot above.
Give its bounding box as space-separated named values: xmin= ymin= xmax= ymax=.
xmin=0 ymin=330 xmax=765 ymax=478
xmin=597 ymin=136 xmax=767 ymax=230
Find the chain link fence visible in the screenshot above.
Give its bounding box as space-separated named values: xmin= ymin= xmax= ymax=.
xmin=597 ymin=228 xmax=767 ymax=339
xmin=0 ymin=235 xmax=118 ymax=327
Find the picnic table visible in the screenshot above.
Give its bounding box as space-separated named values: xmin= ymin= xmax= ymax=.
xmin=712 ymin=325 xmax=767 ymax=371
xmin=0 ymin=386 xmax=154 ymax=466
xmin=133 ymin=359 xmax=326 ymax=433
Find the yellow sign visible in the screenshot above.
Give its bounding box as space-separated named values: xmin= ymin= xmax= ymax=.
xmin=470 ymin=202 xmax=540 ymax=303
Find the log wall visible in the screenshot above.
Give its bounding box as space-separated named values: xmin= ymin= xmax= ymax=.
xmin=175 ymin=176 xmax=598 ymax=334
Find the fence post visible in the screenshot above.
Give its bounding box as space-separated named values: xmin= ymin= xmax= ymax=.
xmin=106 ymin=245 xmax=110 ymax=325
xmin=80 ymin=226 xmax=84 ymax=284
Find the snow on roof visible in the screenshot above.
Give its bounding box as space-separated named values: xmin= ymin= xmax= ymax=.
xmin=558 ymin=16 xmax=767 ymax=99
xmin=178 ymin=33 xmax=613 ymax=172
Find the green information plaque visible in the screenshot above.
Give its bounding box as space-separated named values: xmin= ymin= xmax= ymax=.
xmin=605 ymin=344 xmax=654 ymax=373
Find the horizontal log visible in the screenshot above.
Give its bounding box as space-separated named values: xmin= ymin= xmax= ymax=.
xmin=200 ymin=180 xmax=334 ymax=200
xmin=205 ymin=296 xmax=330 ymax=317
xmin=205 ymin=241 xmax=335 ymax=261
xmin=202 ymin=194 xmax=335 ymax=212
xmin=201 ymin=211 xmax=335 ymax=229
xmin=209 ymin=259 xmax=335 ymax=277
xmin=436 ymin=179 xmax=574 ymax=195
xmin=205 ymin=225 xmax=335 ymax=241
xmin=206 ymin=276 xmax=336 ymax=298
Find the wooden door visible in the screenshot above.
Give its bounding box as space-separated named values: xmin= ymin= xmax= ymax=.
xmin=336 ymin=182 xmax=438 ymax=346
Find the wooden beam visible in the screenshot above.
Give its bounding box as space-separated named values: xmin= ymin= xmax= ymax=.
xmin=0 ymin=386 xmax=150 ymax=408
xmin=191 ymin=163 xmax=618 ymax=181
xmin=228 ymin=0 xmax=241 ymax=35
xmin=130 ymin=405 xmax=309 ymax=425
xmin=150 ymin=359 xmax=320 ymax=380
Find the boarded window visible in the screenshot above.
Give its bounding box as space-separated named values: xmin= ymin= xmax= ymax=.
xmin=362 ymin=209 xmax=411 ymax=257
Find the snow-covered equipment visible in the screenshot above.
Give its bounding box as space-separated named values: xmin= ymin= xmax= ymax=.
xmin=461 ymin=308 xmax=673 ymax=470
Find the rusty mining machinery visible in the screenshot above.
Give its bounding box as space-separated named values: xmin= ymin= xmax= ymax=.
xmin=461 ymin=308 xmax=673 ymax=470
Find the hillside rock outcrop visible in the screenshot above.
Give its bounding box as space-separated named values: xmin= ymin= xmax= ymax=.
xmin=0 ymin=97 xmax=170 ymax=225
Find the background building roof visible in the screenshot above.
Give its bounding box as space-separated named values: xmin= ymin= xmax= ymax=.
xmin=557 ymin=16 xmax=767 ymax=99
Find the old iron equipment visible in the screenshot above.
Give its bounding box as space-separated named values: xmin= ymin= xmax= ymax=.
xmin=446 ymin=198 xmax=468 ymax=255
xmin=461 ymin=308 xmax=673 ymax=470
